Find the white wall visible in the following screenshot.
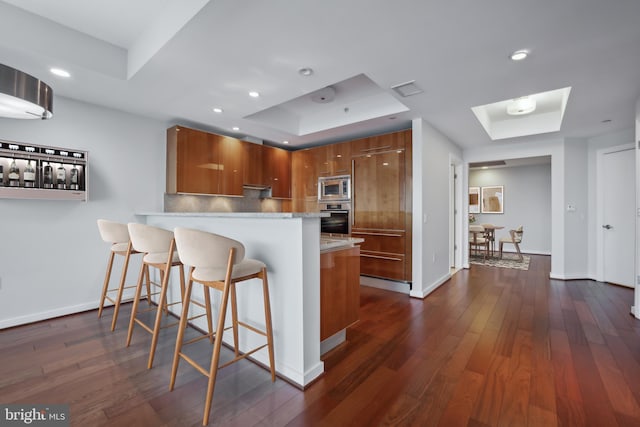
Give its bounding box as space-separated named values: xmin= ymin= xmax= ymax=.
xmin=411 ymin=119 xmax=462 ymax=298
xmin=0 ymin=96 xmax=166 ymax=328
xmin=469 ymin=162 xmax=552 ymax=254
xmin=563 ymin=138 xmax=589 ymax=278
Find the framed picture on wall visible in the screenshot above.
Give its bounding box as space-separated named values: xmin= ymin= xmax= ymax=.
xmin=469 ymin=186 xmax=480 ymax=213
xmin=481 ymin=185 xmax=504 ymax=213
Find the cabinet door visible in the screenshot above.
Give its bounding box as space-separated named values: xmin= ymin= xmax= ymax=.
xmin=176 ymin=127 xmax=219 ymax=194
xmin=352 ymin=149 xmax=406 ymax=230
xmin=329 ymin=142 xmax=351 ymax=175
xmin=320 ymin=246 xmax=360 ymax=340
xmin=292 ymin=149 xmax=317 ymax=211
xmin=218 ymin=135 xmax=244 ymax=196
xmin=314 ymin=145 xmax=331 ymax=177
xmin=242 ymin=141 xmax=265 ymax=186
xmin=264 ymin=145 xmax=291 ymax=198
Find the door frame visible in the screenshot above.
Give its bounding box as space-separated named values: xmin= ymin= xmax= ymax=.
xmin=596 ymin=142 xmax=635 ymax=282
xmin=449 ymin=154 xmax=463 ymax=270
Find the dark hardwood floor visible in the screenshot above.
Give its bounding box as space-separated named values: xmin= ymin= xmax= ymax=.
xmin=2 ymin=255 xmax=639 ymax=426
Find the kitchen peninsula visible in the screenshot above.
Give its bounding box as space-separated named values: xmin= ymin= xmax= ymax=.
xmin=137 ymin=211 xmax=361 ymax=388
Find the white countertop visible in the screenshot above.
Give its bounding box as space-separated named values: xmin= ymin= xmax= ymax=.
xmin=137 ymin=211 xmax=328 ymax=218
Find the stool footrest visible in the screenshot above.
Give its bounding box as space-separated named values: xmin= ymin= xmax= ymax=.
xmin=134 ymin=318 xmax=154 ymax=334
xmin=183 ymin=333 xmax=213 ymax=346
xmin=237 ymin=321 xmax=268 ymax=337
xmin=179 ymin=352 xmax=210 ymax=377
xmin=218 ymin=343 xmax=268 ymax=369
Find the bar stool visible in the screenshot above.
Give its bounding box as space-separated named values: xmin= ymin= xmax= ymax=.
xmin=126 ymin=223 xmax=193 ymax=369
xmin=169 ymin=227 xmax=276 ymax=426
xmin=96 ymin=219 xmax=147 ymax=331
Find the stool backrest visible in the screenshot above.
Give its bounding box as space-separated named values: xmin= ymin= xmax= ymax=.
xmin=174 ymin=227 xmax=245 ymax=268
xmin=97 ymin=219 xmax=129 ymax=244
xmin=127 ymin=223 xmax=174 ymax=254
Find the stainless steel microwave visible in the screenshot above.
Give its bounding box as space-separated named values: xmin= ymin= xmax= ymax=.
xmin=318 ymin=175 xmax=351 ymax=201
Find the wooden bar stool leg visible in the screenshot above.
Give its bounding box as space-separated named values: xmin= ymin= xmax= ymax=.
xmin=203 ymin=281 xmax=214 ymax=344
xmin=126 ymin=262 xmax=147 ymax=347
xmin=170 ymin=278 xmax=193 ymax=391
xmin=261 ymin=268 xmax=276 ymax=382
xmin=111 ymin=242 xmax=133 ymax=331
xmin=203 ymin=280 xmax=232 ymax=426
xmin=148 ymin=266 xmax=171 ymax=369
xmin=230 ymin=283 xmax=240 ymax=356
xmin=98 ymin=251 xmax=116 ymax=318
xmin=144 ymin=264 xmax=152 ymax=305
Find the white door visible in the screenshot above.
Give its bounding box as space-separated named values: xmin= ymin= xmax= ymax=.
xmin=602 ymin=147 xmax=635 ymax=288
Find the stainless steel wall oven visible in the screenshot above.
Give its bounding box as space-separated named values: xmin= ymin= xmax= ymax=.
xmin=320 ymin=202 xmax=351 ymax=236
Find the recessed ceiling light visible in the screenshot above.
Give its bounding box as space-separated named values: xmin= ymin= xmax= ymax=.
xmin=298 ymin=67 xmax=313 ymax=76
xmin=212 ymin=107 xmax=223 ymax=113
xmin=232 ymin=126 xmax=240 ymax=131
xmin=283 ymin=140 xmax=289 ymax=144
xmin=50 ymin=68 xmax=70 ymax=78
xmin=506 ymin=96 xmax=536 ymax=115
xmin=510 ymin=50 xmax=529 ymax=61
xmin=249 ymin=91 xmax=260 ymax=98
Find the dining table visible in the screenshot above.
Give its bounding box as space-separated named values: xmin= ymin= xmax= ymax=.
xmin=481 ymin=224 xmax=504 ymax=257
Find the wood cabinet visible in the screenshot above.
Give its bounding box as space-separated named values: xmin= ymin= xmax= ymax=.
xmin=262 ymin=144 xmax=291 ymax=199
xmin=351 ymin=129 xmax=412 ymax=282
xmin=316 ymin=142 xmax=351 ymax=177
xmin=167 ymin=125 xmax=245 ymax=195
xmin=292 ymin=128 xmax=412 ymax=281
xmin=291 ymin=149 xmax=317 ymax=212
xmin=320 ymin=246 xmax=360 ymax=341
xmin=242 ymin=141 xmax=265 ymax=187
xmin=167 ymin=126 xmax=292 ymax=199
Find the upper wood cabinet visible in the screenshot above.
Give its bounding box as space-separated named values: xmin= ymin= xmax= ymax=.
xmin=242 ymin=141 xmax=265 ymax=187
xmin=316 ymin=142 xmax=351 ymax=177
xmin=292 ymin=148 xmax=317 ymax=212
xmin=262 ymin=145 xmax=291 ymax=199
xmin=167 ymin=125 xmax=243 ymax=196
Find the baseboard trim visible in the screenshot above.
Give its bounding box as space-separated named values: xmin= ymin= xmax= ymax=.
xmin=410 ymin=272 xmax=452 ymax=299
xmin=549 ymin=273 xmax=591 ymax=280
xmin=0 ymin=301 xmax=99 ymax=330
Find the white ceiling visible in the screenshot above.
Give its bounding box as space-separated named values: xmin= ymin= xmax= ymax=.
xmin=1 ymin=0 xmax=639 ymax=150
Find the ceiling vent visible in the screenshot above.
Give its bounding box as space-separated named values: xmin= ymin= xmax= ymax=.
xmin=391 ymin=80 xmax=424 ymax=97
xmin=310 ymin=86 xmax=336 ymax=103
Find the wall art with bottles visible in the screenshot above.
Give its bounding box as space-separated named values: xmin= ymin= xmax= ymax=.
xmin=0 ymin=140 xmax=87 ymax=201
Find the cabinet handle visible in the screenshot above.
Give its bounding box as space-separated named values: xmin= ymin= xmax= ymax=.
xmin=351 ymin=231 xmax=404 ymax=237
xmin=360 ymin=145 xmax=391 ymax=152
xmin=351 ymin=159 xmax=355 ymax=226
xmin=360 ymin=253 xmax=403 ymax=261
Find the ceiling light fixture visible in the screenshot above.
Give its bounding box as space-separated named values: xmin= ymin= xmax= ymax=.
xmin=212 ymin=107 xmax=223 ymax=113
xmin=232 ymin=126 xmax=240 ymax=131
xmin=506 ymin=96 xmax=536 ymax=115
xmin=0 ymin=63 xmax=53 ymax=119
xmin=510 ymin=50 xmax=529 ymax=61
xmin=249 ymin=91 xmax=260 ymax=98
xmin=283 ymin=140 xmax=289 ymax=144
xmin=298 ymin=67 xmax=313 ymax=76
xmin=50 ymin=68 xmax=70 ymax=78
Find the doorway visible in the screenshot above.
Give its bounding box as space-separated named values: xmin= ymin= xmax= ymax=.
xmin=597 ymin=144 xmax=635 ymax=287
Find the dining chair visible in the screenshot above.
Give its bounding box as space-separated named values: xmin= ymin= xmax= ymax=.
xmin=469 ymin=225 xmax=489 ymax=259
xmin=499 ymin=225 xmax=524 ymax=261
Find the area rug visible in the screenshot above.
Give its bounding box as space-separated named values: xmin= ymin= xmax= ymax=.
xmin=469 ymin=253 xmax=530 ymax=270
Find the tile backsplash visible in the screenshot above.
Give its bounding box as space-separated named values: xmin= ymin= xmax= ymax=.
xmin=164 ymin=188 xmax=282 ymax=213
